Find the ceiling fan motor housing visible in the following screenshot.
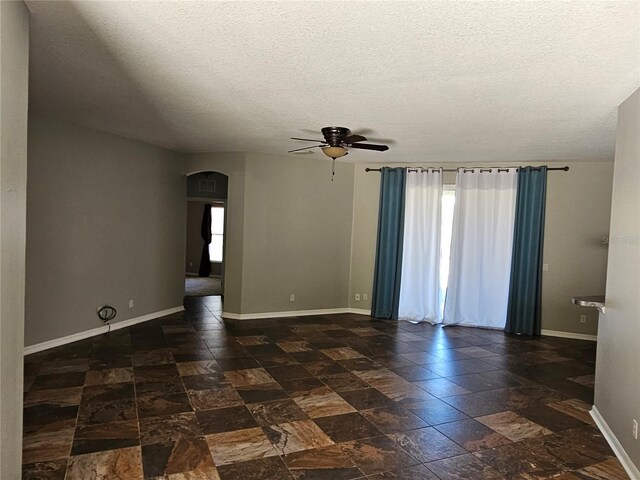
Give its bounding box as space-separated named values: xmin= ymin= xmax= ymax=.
xmin=321 ymin=126 xmax=351 ymax=147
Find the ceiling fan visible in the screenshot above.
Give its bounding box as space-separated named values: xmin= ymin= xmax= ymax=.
xmin=288 ymin=126 xmax=390 ymax=180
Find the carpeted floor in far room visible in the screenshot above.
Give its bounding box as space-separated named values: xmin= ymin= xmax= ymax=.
xmin=21 ymin=295 xmax=629 ymax=479
xmin=185 ymin=275 xmax=222 ymax=296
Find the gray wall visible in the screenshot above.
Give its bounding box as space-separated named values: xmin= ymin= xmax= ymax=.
xmin=595 ymin=88 xmax=640 ymax=470
xmin=541 ymin=162 xmax=612 ymax=336
xmin=349 ymin=161 xmax=613 ymax=336
xmin=0 ymin=1 xmax=29 ymax=476
xmin=241 ymin=153 xmax=354 ymax=313
xmin=187 ymin=171 xmax=228 ymax=199
xmin=25 ymin=115 xmax=186 ymax=346
xmin=183 ymin=152 xmax=354 ymax=315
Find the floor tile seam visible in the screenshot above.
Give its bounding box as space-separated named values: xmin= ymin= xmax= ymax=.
xmin=279 ymin=435 xmax=372 ymax=478
xmin=478 ymin=418 xmax=553 ymax=444
xmin=332 ymin=382 xmax=384 ymax=406
xmin=197 ymin=319 xmax=237 ymax=371
xmin=422 ymin=452 xmax=502 ymax=478
xmin=63 ymin=375 xmax=88 ymax=464
xmin=75 ymin=417 xmax=141 ymax=431
xmin=278 ymin=449 xmax=315 ymax=480
xmin=212 ymin=450 xmax=299 ymax=480
xmin=245 ymin=399 xmax=291 ymax=431
xmin=432 ymin=393 xmax=503 ymax=422
xmin=373 ymin=432 xmax=428 ymax=471
xmin=350 ymin=370 xmax=399 ymax=391
xmin=429 ymin=422 xmax=480 ymax=453
xmin=416 ymin=458 xmax=458 ymax=480
xmin=411 ymin=381 xmax=467 ymax=399
xmin=69 ymin=421 xmax=142 ymax=461
xmin=467 ymin=440 xmax=578 ymax=478
xmin=128 ymin=366 xmax=144 ymax=467
xmin=175 ymin=361 xmax=200 ymax=418
xmin=244 ymin=343 xmax=305 ymax=386
xmin=21 ymin=427 xmax=76 ymax=471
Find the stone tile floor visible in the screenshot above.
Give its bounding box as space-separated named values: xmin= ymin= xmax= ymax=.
xmin=22 ymin=296 xmax=629 ymax=479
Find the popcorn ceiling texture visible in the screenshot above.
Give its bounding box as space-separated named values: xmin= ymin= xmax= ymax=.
xmin=26 ymin=1 xmax=639 ymax=162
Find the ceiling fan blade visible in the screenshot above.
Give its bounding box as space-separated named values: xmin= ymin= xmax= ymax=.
xmin=365 ymin=137 xmax=396 ymax=145
xmin=291 ymin=137 xmax=326 ymax=143
xmin=343 ymin=134 xmax=367 ymax=144
xmin=351 ymin=128 xmax=375 ymax=136
xmin=287 ymin=145 xmax=321 ymax=153
xmin=348 ymin=143 xmax=389 ymax=152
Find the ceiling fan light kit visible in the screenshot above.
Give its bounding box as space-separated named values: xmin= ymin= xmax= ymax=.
xmin=289 ymin=126 xmax=390 ymax=180
xmin=321 ymin=146 xmax=348 ymax=159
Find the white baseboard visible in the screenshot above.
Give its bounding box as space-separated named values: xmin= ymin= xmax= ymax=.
xmin=24 ymin=306 xmax=185 ymax=356
xmin=540 ymin=329 xmax=597 ymax=342
xmin=218 ymin=312 xmax=598 ymax=342
xmin=222 ymin=308 xmax=373 ymax=320
xmin=222 ymin=308 xmax=351 ymax=320
xmin=591 ymin=406 xmax=640 ymax=479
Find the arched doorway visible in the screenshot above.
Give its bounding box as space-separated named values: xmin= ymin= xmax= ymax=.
xmin=184 ymin=171 xmax=228 ymax=299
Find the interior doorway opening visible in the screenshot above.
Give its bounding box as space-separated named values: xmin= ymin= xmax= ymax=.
xmin=185 ymin=171 xmax=228 ymax=298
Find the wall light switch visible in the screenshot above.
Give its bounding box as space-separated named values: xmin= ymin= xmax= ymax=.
xmin=289 ymin=294 xmax=295 ymax=302
xmin=543 ymin=264 xmax=549 ymax=271
xmin=363 ymin=293 xmax=368 ymax=301
xmin=129 ymin=299 xmax=134 ymax=309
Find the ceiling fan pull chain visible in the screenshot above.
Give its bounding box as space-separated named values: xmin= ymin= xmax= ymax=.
xmin=332 ymin=158 xmax=336 ymax=181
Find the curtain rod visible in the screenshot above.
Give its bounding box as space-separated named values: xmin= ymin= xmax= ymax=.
xmin=365 ymin=166 xmax=569 ymax=173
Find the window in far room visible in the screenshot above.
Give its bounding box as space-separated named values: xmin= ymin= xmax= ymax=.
xmin=209 ymin=204 xmax=224 ymax=262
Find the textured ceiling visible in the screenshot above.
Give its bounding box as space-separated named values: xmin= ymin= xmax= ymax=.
xmin=26 ymin=1 xmax=639 ymax=162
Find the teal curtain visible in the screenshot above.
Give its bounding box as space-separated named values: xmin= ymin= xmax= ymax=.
xmin=505 ymin=166 xmax=548 ymax=335
xmin=371 ymin=167 xmax=406 ymax=319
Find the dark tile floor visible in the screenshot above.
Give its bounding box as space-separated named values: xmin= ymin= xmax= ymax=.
xmin=22 ymin=296 xmax=629 ymax=479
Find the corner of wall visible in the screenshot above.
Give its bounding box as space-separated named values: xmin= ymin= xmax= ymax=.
xmin=1 ymin=0 xmax=30 ymax=476
xmin=348 ymin=162 xmax=358 ymax=309
xmin=593 ymin=88 xmax=640 ymax=473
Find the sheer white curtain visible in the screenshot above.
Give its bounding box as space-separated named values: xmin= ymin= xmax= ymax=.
xmin=443 ymin=168 xmax=517 ymax=328
xmin=398 ymin=168 xmax=443 ymax=323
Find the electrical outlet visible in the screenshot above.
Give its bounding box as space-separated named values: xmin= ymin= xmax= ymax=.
xmin=355 ymin=293 xmax=361 ymax=301
xmin=289 ymin=294 xmax=295 ymax=302
xmin=633 ymin=419 xmax=638 ymax=440
xmin=363 ymin=293 xmax=368 ymax=301
xmin=129 ymin=299 xmax=134 ymax=309
xmin=189 ymin=261 xmax=193 ymax=267
xmin=580 ymin=314 xmax=587 ymax=324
